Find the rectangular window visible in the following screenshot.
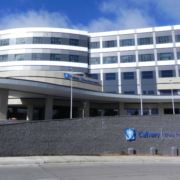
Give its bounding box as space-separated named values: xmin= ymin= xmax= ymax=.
xmin=103 ymin=56 xmax=117 ymax=64
xmin=161 ymin=70 xmax=173 ymax=77
xmin=89 ymin=57 xmax=100 ymax=65
xmin=140 ymin=54 xmax=153 ymax=62
xmin=16 ymin=38 xmax=25 ymax=44
xmin=0 ymin=39 xmax=9 ymax=46
xmin=121 ymin=39 xmax=134 ymax=46
xmin=178 ymin=35 xmax=180 ymax=42
xmin=123 ymin=72 xmax=134 ymax=79
xmin=139 ymin=38 xmax=151 ymax=45
xmin=143 ymin=91 xmax=146 ymax=95
xmin=0 ymin=55 xmax=8 ymax=62
xmin=15 ymin=54 xmax=24 ymax=61
xmin=88 ymin=74 xmax=98 ymax=80
xmin=121 ymin=55 xmax=134 ymax=63
xmin=158 ymin=36 xmax=170 ymax=44
xmin=148 ymin=90 xmax=154 ymax=94
xmin=105 ymin=73 xmax=116 ymax=80
xmin=124 ymin=91 xmax=135 ymax=94
xmin=51 ymin=37 xmax=61 ymax=44
xmin=90 ymin=42 xmax=99 ymax=49
xmin=160 ymin=90 xmax=177 ymax=95
xmin=124 ymin=109 xmax=139 ymax=115
xmin=69 ymin=55 xmax=79 ymax=62
xmin=142 ymin=71 xmax=153 ymax=79
xmin=160 ymin=53 xmax=172 ymax=60
xmin=50 ymin=54 xmax=60 ymax=61
xmin=104 ymin=41 xmax=116 ymax=48
xmin=32 ymin=53 xmax=42 ymax=60
xmin=70 ymin=39 xmax=79 ymax=46
xmin=33 ymin=37 xmax=43 ymax=44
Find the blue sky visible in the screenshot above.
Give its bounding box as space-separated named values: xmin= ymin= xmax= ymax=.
xmin=0 ymin=0 xmax=180 ymax=32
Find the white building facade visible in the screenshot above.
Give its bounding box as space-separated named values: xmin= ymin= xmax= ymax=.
xmin=0 ymin=25 xmax=180 ymax=120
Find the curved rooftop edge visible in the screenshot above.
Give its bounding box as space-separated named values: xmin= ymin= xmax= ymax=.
xmin=0 ymin=78 xmax=179 ymax=103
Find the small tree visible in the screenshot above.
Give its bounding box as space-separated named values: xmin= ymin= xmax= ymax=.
xmin=81 ymin=100 xmax=87 ymax=118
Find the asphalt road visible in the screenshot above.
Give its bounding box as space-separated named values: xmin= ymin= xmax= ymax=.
xmin=0 ymin=162 xmax=180 ymax=180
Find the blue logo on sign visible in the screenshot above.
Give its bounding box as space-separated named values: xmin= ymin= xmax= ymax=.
xmin=64 ymin=73 xmax=69 ymax=78
xmin=125 ymin=128 xmax=135 ymax=141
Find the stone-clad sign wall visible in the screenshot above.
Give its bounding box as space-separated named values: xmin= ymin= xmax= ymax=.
xmin=0 ymin=115 xmax=180 ymax=155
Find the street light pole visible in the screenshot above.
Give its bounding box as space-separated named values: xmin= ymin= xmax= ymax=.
xmin=170 ymin=80 xmax=175 ymax=115
xmin=136 ymin=67 xmax=143 ymax=115
xmin=70 ymin=68 xmax=73 ymax=119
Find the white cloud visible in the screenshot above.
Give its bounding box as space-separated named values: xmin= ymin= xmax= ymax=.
xmin=0 ymin=10 xmax=71 ymax=30
xmin=0 ymin=0 xmax=180 ymax=33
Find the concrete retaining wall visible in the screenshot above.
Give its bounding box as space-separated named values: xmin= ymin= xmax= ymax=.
xmin=0 ymin=115 xmax=180 ymax=155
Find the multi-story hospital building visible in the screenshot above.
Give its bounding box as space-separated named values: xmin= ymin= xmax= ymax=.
xmin=0 ymin=25 xmax=180 ymax=120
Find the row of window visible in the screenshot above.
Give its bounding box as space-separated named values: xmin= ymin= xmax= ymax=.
xmin=89 ymin=53 xmax=175 ymax=64
xmin=0 ymin=53 xmax=86 ymax=63
xmin=89 ymin=70 xmax=174 ymax=80
xmin=90 ymin=35 xmax=180 ymax=49
xmin=0 ymin=37 xmax=87 ymax=47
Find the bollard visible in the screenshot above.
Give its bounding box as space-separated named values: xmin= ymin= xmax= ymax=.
xmin=171 ymin=147 xmax=178 ymax=156
xmin=150 ymin=147 xmax=156 ymax=155
xmin=128 ymin=148 xmax=134 ymax=155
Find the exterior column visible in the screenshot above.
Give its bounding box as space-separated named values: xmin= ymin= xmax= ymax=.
xmin=27 ymin=104 xmax=33 ymax=121
xmin=119 ymin=102 xmax=124 ymax=116
xmin=0 ymin=89 xmax=9 ymax=120
xmin=45 ymin=95 xmax=53 ymax=120
xmin=84 ymin=100 xmax=89 ymax=117
xmin=158 ymin=103 xmax=164 ymax=115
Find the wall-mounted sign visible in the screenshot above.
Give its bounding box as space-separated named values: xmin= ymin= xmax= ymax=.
xmin=125 ymin=128 xmax=180 ymax=141
xmin=64 ymin=73 xmax=100 ymax=85
xmin=125 ymin=128 xmax=135 ymax=141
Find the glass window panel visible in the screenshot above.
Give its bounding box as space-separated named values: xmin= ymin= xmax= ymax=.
xmin=148 ymin=90 xmax=154 ymax=94
xmin=142 ymin=71 xmax=153 ymax=79
xmin=139 ymin=38 xmax=151 ymax=45
xmin=121 ymin=55 xmax=134 ymax=63
xmin=88 ymin=74 xmax=98 ymax=80
xmin=103 ymin=56 xmax=117 ymax=64
xmin=0 ymin=39 xmax=9 ymax=46
xmin=140 ymin=54 xmax=153 ymax=61
xmin=143 ymin=91 xmax=146 ymax=95
xmin=16 ymin=38 xmax=25 ymax=44
xmin=160 ymin=90 xmax=177 ymax=95
xmin=105 ymin=73 xmax=116 ymax=80
xmin=123 ymin=72 xmax=134 ymax=79
xmin=69 ymin=55 xmax=79 ymax=62
xmin=15 ymin=54 xmax=24 ymax=61
xmin=161 ymin=70 xmax=173 ymax=77
xmin=158 ymin=36 xmax=170 ymax=43
xmin=50 ymin=54 xmax=61 ymax=61
xmin=89 ymin=57 xmax=100 ymax=65
xmin=104 ymin=41 xmax=115 ymax=47
xmin=90 ymin=42 xmax=99 ymax=49
xmin=33 ymin=37 xmax=43 ymax=44
xmin=124 ymin=91 xmax=135 ymax=94
xmin=32 ymin=53 xmax=42 ymax=60
xmin=70 ymin=39 xmax=79 ymax=46
xmin=51 ymin=37 xmax=61 ymax=44
xmin=178 ymin=35 xmax=180 ymax=42
xmin=121 ymin=39 xmax=134 ymax=46
xmin=124 ymin=109 xmax=139 ymax=115
xmin=160 ymin=53 xmax=172 ymax=60
xmin=0 ymin=55 xmax=8 ymax=62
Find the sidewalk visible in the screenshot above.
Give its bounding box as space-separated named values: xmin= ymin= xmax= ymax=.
xmin=0 ymin=156 xmax=180 ymax=165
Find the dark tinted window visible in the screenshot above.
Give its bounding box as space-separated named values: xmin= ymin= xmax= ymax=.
xmin=123 ymin=72 xmax=134 ymax=79
xmin=142 ymin=71 xmax=153 ymax=79
xmin=105 ymin=73 xmax=116 ymax=80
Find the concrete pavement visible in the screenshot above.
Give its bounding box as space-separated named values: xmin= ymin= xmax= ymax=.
xmin=0 ymin=155 xmax=180 ymax=165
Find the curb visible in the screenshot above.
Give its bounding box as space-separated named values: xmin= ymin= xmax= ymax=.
xmin=0 ymin=156 xmax=180 ymax=165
